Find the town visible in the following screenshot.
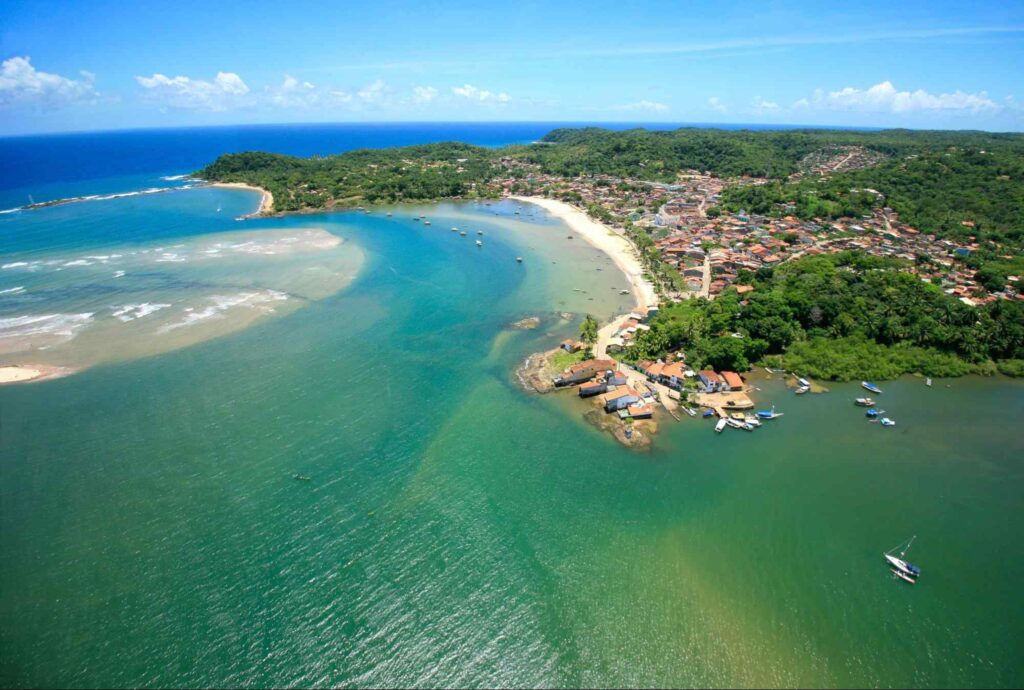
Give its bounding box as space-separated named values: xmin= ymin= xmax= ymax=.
xmin=494 ymin=156 xmax=1021 ymax=307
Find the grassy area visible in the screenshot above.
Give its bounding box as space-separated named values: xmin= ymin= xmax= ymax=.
xmin=549 ymin=348 xmax=588 ymax=372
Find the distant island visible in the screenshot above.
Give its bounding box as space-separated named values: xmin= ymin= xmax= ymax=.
xmin=196 ymin=126 xmax=1024 ymax=381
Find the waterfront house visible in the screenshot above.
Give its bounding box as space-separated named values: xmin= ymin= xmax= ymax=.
xmin=602 ymin=387 xmax=641 ymax=413
xmin=554 ymin=359 xmax=617 ymax=387
xmin=659 ymin=361 xmax=687 ymax=390
xmin=720 ymin=371 xmax=744 ymax=391
xmin=699 ymin=370 xmax=723 ymax=392
xmin=578 ymin=380 xmax=607 ymax=397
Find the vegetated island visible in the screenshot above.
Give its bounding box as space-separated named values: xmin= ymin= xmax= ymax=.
xmin=195 ymin=127 xmax=1024 ymax=385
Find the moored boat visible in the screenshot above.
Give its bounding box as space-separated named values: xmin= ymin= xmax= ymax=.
xmin=726 ymin=418 xmax=745 ymax=429
xmin=683 ymin=406 xmax=697 ymax=417
xmin=475 ymin=240 xmax=482 ymax=247
xmin=715 ymin=418 xmax=727 ymax=433
xmin=880 ymin=417 xmax=896 ymax=427
xmin=795 ymin=385 xmax=810 ymax=395
xmin=884 ymin=536 xmax=921 ymax=580
xmin=855 ymin=397 xmax=875 ymax=406
xmin=926 ymin=377 xmax=933 ymax=387
xmin=865 ymin=408 xmax=880 ymax=418
xmin=756 ymin=405 xmax=783 ymax=420
xmin=862 ymin=381 xmax=883 ymax=394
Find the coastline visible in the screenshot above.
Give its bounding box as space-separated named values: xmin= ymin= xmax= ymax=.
xmin=508 ymin=195 xmax=658 ymax=314
xmin=209 ymin=182 xmax=274 ymax=216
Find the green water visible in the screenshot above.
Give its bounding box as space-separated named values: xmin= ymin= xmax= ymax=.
xmin=1 ymin=199 xmax=1022 ymax=688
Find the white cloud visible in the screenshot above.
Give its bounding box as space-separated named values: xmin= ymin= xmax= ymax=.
xmin=358 ymin=79 xmax=387 ymax=103
xmin=267 ymin=75 xmax=318 ymax=108
xmin=752 ymin=96 xmax=780 ymax=111
xmin=794 ymin=81 xmax=998 ymax=113
xmin=708 ymin=96 xmax=727 ymax=114
xmin=135 ymin=71 xmax=250 ymax=111
xmin=0 ymin=56 xmax=97 ymax=108
xmin=611 ymin=100 xmax=669 ymax=113
xmin=412 ymin=85 xmax=438 ymax=103
xmin=452 ymin=84 xmax=511 ymax=103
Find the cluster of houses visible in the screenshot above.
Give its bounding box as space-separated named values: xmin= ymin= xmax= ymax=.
xmin=492 ymin=158 xmax=1021 ymax=306
xmin=552 ymin=358 xmax=655 ymax=420
xmin=787 ymin=146 xmax=888 ymax=180
xmin=652 ymin=201 xmax=1020 ymax=303
xmin=634 ymin=358 xmax=745 ymax=394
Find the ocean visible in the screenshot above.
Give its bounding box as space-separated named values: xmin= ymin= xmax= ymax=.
xmin=0 ymin=124 xmax=1021 ymax=688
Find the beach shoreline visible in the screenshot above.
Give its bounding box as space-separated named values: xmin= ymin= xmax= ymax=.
xmin=508 ymin=195 xmax=657 ymax=315
xmin=210 ymin=182 xmax=274 ymax=216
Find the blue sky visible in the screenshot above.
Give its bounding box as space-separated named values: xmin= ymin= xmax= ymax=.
xmin=1 ymin=0 xmax=1022 ymax=135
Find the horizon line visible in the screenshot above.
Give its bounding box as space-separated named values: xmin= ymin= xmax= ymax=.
xmin=4 ymin=119 xmax=1023 ymax=140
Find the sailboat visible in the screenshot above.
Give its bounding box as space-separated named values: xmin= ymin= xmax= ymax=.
xmin=884 ymin=536 xmax=921 ymax=580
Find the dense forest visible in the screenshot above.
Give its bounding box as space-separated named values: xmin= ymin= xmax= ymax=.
xmin=197 ymin=143 xmax=501 ymax=212
xmin=527 ymin=127 xmax=1024 ymax=180
xmin=623 ymin=252 xmax=1024 ymax=380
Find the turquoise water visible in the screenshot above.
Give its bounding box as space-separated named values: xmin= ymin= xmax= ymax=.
xmin=1 ymin=188 xmax=1022 ymax=687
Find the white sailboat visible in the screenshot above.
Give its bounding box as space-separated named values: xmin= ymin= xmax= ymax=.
xmin=884 ymin=536 xmax=921 ymax=580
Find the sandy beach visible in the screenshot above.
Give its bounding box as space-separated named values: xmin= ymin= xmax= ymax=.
xmin=0 ymin=364 xmax=72 ymax=385
xmin=509 ymin=195 xmax=658 ymax=312
xmin=210 ymin=182 xmax=274 ymax=216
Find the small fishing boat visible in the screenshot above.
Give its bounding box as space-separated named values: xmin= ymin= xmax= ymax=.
xmin=795 ymin=385 xmax=810 ymax=395
xmin=386 ymin=212 xmax=393 ymax=217
xmin=413 ymin=217 xmax=420 ymax=222
xmin=477 ymin=230 xmax=484 ymax=235
xmin=797 ymin=377 xmax=811 ymax=388
xmin=293 ymin=474 xmax=311 ymax=482
xmin=516 ymin=257 xmax=523 ymax=263
xmin=884 ymin=536 xmax=921 ymax=580
xmin=862 ymin=381 xmax=883 ymax=394
xmin=855 ymin=397 xmax=875 ymax=406
xmin=865 ymin=408 xmax=880 ymax=418
xmin=741 ymin=422 xmax=756 ymax=431
xmin=715 ymin=418 xmax=728 ymax=433
xmin=683 ymin=406 xmax=697 ymax=417
xmin=475 ymin=240 xmax=482 ymax=247
xmin=424 ymin=220 xmax=431 ymax=225
xmin=619 ymin=289 xmax=630 ymax=295
xmin=460 ymin=231 xmax=467 ymax=236
xmin=702 ymin=409 xmax=715 ymax=418
xmin=744 ymin=415 xmax=762 ymax=427
xmin=926 ymin=377 xmax=933 ymax=387
xmin=726 ymin=417 xmax=745 ymax=429
xmin=880 ymin=417 xmax=896 ymax=427
xmin=756 ymin=406 xmax=783 ymax=420
xmin=451 ymin=227 xmax=458 ymax=232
